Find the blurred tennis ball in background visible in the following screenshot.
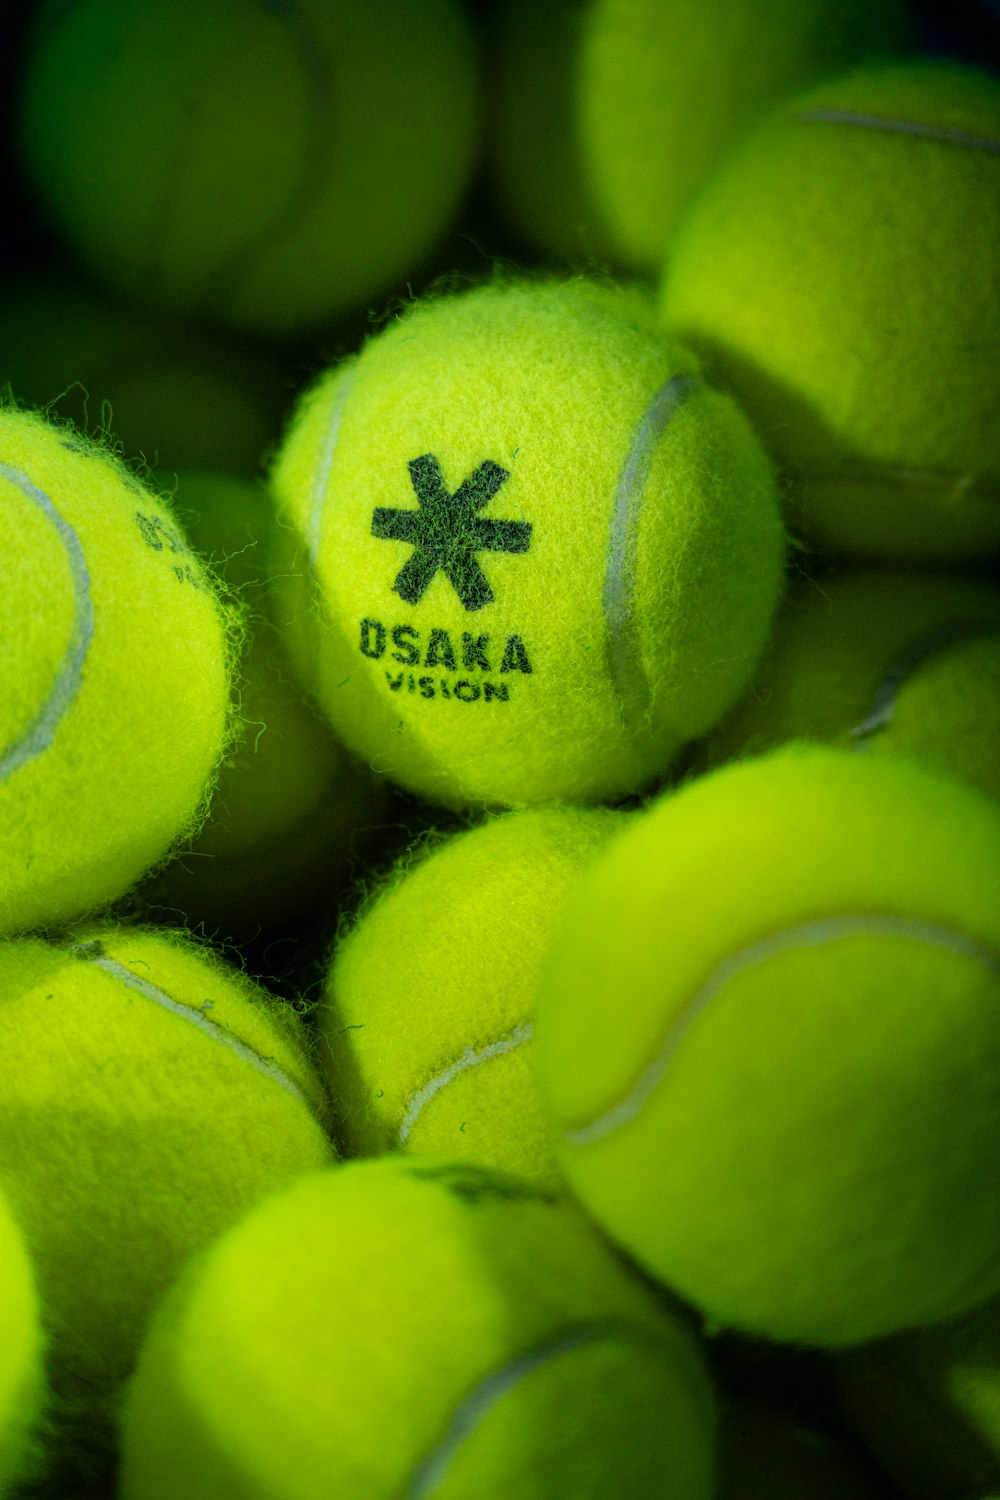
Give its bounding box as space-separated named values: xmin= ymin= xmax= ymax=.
xmin=0 ymin=1187 xmax=44 ymax=1499
xmin=707 ymin=567 xmax=1000 ymax=805
xmin=662 ymin=60 xmax=1000 ymax=559
xmin=143 ymin=472 xmax=390 ymax=940
xmin=487 ymin=0 xmax=617 ymax=264
xmin=489 ymin=0 xmax=912 ymax=269
xmin=836 ymin=1292 xmax=1000 ymax=1500
xmin=717 ymin=1397 xmax=886 ymax=1500
xmin=18 ymin=0 xmax=481 ymax=336
xmin=0 ymin=269 xmax=286 ymax=475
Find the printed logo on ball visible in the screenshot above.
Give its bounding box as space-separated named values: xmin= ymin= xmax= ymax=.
xmin=362 ymin=453 xmax=533 ymax=706
xmin=405 ymin=1160 xmax=558 ymax=1207
xmin=134 ymin=510 xmax=205 ymax=590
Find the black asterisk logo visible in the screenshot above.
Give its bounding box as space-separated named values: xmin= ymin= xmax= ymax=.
xmin=371 ymin=454 xmax=532 ymax=612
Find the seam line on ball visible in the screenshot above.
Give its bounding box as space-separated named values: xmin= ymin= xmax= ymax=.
xmin=566 ymin=916 xmax=1000 ymax=1147
xmin=0 ymin=462 xmax=93 ymax=780
xmin=307 ymin=367 xmax=356 ymax=563
xmin=404 ymin=1322 xmax=629 ymax=1499
xmin=798 ymin=108 xmax=1000 ymax=154
xmin=71 ymin=943 xmax=314 ymax=1110
xmin=604 ymin=374 xmax=700 ymax=725
xmin=397 ymin=1022 xmax=534 ymax=1145
xmin=852 ymin=622 xmax=1000 ymax=743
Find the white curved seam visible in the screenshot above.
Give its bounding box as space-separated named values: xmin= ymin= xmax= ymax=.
xmin=75 ymin=946 xmax=313 ymax=1111
xmin=851 ymin=622 xmax=1000 ymax=742
xmin=306 ymin=369 xmax=354 ymax=564
xmin=405 ymin=1324 xmax=623 ymax=1499
xmin=799 ymin=108 xmax=1000 ymax=154
xmin=397 ymin=1021 xmax=534 ymax=1145
xmin=567 ymin=915 xmax=1000 ymax=1148
xmin=0 ymin=462 xmax=93 ymax=781
xmin=603 ymin=373 xmax=701 ymax=727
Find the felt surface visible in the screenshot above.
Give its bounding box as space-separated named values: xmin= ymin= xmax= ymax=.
xmin=578 ymin=0 xmax=912 ymax=271
xmin=533 ymin=744 xmax=1000 ymax=1346
xmin=0 ymin=407 xmax=231 ymax=934
xmin=0 ymin=922 xmax=334 ymax=1480
xmin=270 ymin=277 xmax=785 ymax=810
xmin=661 ymin=60 xmax=1000 ymax=560
xmin=18 ymin=0 xmax=479 ymax=335
xmin=836 ymin=1292 xmax=1000 ymax=1499
xmin=0 ymin=1189 xmax=43 ymax=1498
xmin=708 ymin=567 xmax=1000 ymax=804
xmin=119 ymin=1157 xmax=717 ymax=1500
xmin=321 ymin=805 xmax=627 ymax=1184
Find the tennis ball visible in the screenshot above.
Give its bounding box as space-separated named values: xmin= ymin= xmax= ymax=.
xmin=0 ymin=1189 xmax=44 ymax=1498
xmin=120 ymin=1156 xmax=718 ymax=1500
xmin=0 ymin=921 xmax=334 ymax=1483
xmin=533 ymin=743 xmax=1000 ymax=1347
xmin=320 ymin=805 xmax=628 ymax=1185
xmin=270 ymin=277 xmax=785 ymax=810
xmin=661 ymin=60 xmax=1000 ymax=561
xmin=145 ymin=473 xmax=390 ymax=936
xmin=708 ymin=567 xmax=1000 ymax=804
xmin=835 ymin=1293 xmax=1000 ymax=1500
xmin=19 ymin=0 xmax=479 ymax=337
xmin=561 ymin=0 xmax=912 ymax=272
xmin=0 ymin=269 xmax=286 ymax=475
xmin=0 ymin=406 xmax=232 ymax=934
xmin=718 ymin=1398 xmax=886 ymax=1500
xmin=488 ymin=0 xmax=619 ymax=264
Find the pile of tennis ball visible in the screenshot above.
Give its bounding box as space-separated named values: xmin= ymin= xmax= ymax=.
xmin=1 ymin=0 xmax=999 ymax=1495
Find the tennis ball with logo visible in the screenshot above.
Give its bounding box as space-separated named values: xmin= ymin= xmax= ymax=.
xmin=270 ymin=279 xmax=785 ymax=810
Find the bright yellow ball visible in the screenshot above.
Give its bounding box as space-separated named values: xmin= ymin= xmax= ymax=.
xmin=0 ymin=408 xmax=232 ymax=933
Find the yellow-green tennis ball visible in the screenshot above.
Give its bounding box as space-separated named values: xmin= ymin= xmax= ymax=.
xmin=577 ymin=0 xmax=912 ymax=273
xmin=0 ymin=407 xmax=232 ymax=934
xmin=718 ymin=1399 xmax=885 ymax=1500
xmin=18 ymin=0 xmax=479 ymax=337
xmin=320 ymin=805 xmax=628 ymax=1185
xmin=835 ymin=1292 xmax=1000 ymax=1500
xmin=270 ymin=278 xmax=785 ymax=810
xmin=119 ymin=1156 xmax=718 ymax=1500
xmin=0 ymin=922 xmax=333 ymax=1480
xmin=661 ymin=60 xmax=1000 ymax=561
xmin=533 ymin=744 xmax=1000 ymax=1347
xmin=0 ymin=1189 xmax=44 ymax=1498
xmin=708 ymin=567 xmax=1000 ymax=805
xmin=146 ymin=473 xmax=390 ymax=936
xmin=0 ymin=269 xmax=285 ymax=476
